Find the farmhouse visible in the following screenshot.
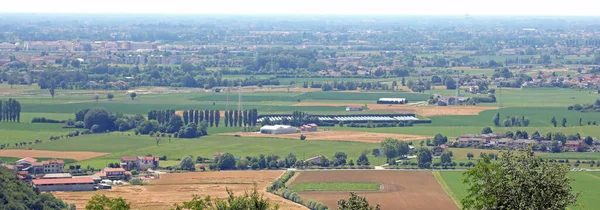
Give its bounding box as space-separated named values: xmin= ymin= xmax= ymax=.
xmin=565 ymin=141 xmax=583 ymax=152
xmin=101 ymin=167 xmax=128 ymax=180
xmin=376 ymin=98 xmax=406 ymax=104
xmin=120 ymin=156 xmax=160 ymax=171
xmin=260 ymin=125 xmax=297 ymax=134
xmin=433 ymin=144 xmax=448 ymax=156
xmin=345 ymin=106 xmax=363 ymax=111
xmin=32 ymin=178 xmax=95 ymax=192
xmin=26 ymin=159 xmax=65 ymax=174
xmin=305 ymin=155 xmax=327 ymax=165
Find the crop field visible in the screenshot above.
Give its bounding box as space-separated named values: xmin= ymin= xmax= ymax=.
xmin=222 ymin=130 xmax=430 ymax=143
xmin=438 ymin=171 xmax=600 ymax=210
xmin=289 ymin=171 xmax=457 ymax=210
xmin=52 ymin=171 xmax=305 ymax=210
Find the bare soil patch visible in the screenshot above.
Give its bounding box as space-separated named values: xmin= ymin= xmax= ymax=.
xmin=292 ymin=102 xmax=497 ymax=117
xmin=53 ymin=171 xmax=306 ymax=210
xmin=0 ymin=150 xmax=108 ymax=161
xmin=222 ymin=130 xmax=429 ymax=143
xmin=368 ymin=104 xmax=499 ymax=117
xmin=290 ymin=171 xmax=457 ymax=210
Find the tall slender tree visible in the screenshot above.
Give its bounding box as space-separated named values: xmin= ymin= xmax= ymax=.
xmin=194 ymin=110 xmax=199 ymax=124
xmin=204 ymin=110 xmax=209 ymax=124
xmin=199 ymin=110 xmax=204 ymax=122
xmin=243 ymin=110 xmax=248 ymax=127
xmin=183 ymin=110 xmax=189 ymax=125
xmin=224 ymin=110 xmax=229 ymax=127
xmin=233 ymin=110 xmax=239 ymax=127
xmin=229 ymin=110 xmax=234 ymax=127
xmin=215 ymin=110 xmax=221 ymax=127
xmin=209 ymin=110 xmax=215 ymax=127
xmin=238 ymin=110 xmax=243 ymax=127
xmin=188 ymin=109 xmax=195 ymax=125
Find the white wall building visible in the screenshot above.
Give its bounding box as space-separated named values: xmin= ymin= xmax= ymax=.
xmin=260 ymin=125 xmax=297 ymax=134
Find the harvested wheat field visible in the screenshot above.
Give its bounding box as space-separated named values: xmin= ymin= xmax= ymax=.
xmin=223 ymin=130 xmax=429 ymax=143
xmin=0 ymin=150 xmax=108 ymax=161
xmin=53 ymin=171 xmax=306 ymax=210
xmin=367 ymin=104 xmax=498 ymax=117
xmin=291 ymin=102 xmax=362 ymax=107
xmin=290 ymin=171 xmax=457 ymax=210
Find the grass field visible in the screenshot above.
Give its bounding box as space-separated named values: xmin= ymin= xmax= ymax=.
xmin=0 ymin=156 xmax=76 ymax=164
xmin=290 ymin=182 xmax=381 ymax=191
xmin=438 ymin=171 xmax=600 ymax=210
xmin=27 ymin=133 xmax=379 ymax=169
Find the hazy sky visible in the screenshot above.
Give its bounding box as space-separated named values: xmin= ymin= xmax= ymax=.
xmin=1 ymin=0 xmax=598 ymax=16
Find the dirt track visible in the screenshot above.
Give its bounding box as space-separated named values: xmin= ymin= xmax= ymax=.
xmin=222 ymin=130 xmax=429 ymax=143
xmin=0 ymin=150 xmax=109 ymax=161
xmin=53 ymin=171 xmax=306 ymax=210
xmin=290 ymin=171 xmax=457 ymax=210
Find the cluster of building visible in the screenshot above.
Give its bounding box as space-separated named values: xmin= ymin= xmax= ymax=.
xmin=1 ymin=155 xmax=160 ymax=192
xmin=451 ymin=133 xmax=596 ymax=152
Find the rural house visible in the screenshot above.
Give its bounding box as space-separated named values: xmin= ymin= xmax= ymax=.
xmin=25 ymin=159 xmax=65 ymax=174
xmin=101 ymin=167 xmax=128 ymax=180
xmin=120 ymin=156 xmax=159 ymax=171
xmin=433 ymin=144 xmax=448 ymax=156
xmin=565 ymin=141 xmax=583 ymax=152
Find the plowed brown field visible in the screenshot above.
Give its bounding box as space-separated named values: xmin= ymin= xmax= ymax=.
xmin=0 ymin=150 xmax=108 ymax=161
xmin=222 ymin=130 xmax=429 ymax=143
xmin=290 ymin=171 xmax=457 ymax=210
xmin=52 ymin=171 xmax=306 ymax=210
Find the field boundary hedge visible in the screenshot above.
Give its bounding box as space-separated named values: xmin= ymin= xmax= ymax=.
xmin=268 ymin=171 xmax=329 ymax=210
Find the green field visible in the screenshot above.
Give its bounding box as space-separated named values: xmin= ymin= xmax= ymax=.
xmin=438 ymin=171 xmax=600 ymax=210
xmin=290 ymin=182 xmax=381 ymax=191
xmin=0 ymin=157 xmax=76 ymax=165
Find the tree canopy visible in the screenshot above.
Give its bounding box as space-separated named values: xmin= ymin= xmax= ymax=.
xmin=0 ymin=167 xmax=69 ymax=210
xmin=462 ymin=148 xmax=578 ymax=209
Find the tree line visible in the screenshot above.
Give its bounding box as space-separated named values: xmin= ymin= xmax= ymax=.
xmin=0 ymin=98 xmax=21 ymax=123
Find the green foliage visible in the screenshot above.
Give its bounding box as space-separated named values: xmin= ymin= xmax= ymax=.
xmin=83 ymin=108 xmax=109 ymax=130
xmin=0 ymin=167 xmax=68 ymax=209
xmin=357 ymin=153 xmax=370 ymax=166
xmin=85 ymin=194 xmax=131 ymax=210
xmin=481 ymin=127 xmax=493 ymax=134
xmin=433 ymin=134 xmax=448 ymax=146
xmin=267 ymin=171 xmax=295 ymax=192
xmin=462 ymin=148 xmax=578 ymax=210
xmin=172 ymin=186 xmax=279 ymax=210
xmin=417 ymin=147 xmax=433 ymax=168
xmin=0 ymin=98 xmax=22 ymax=123
xmin=380 ymin=138 xmax=409 ymax=163
xmin=217 ymin=153 xmax=236 ymax=170
xmin=337 ymin=192 xmax=381 ymax=210
xmin=180 ymin=155 xmax=195 ymax=171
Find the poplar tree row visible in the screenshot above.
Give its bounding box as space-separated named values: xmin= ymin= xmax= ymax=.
xmin=224 ymin=109 xmax=258 ymax=127
xmin=147 ymin=109 xmax=176 ymax=125
xmin=182 ymin=109 xmax=221 ymax=127
xmin=0 ymin=98 xmax=21 ymax=123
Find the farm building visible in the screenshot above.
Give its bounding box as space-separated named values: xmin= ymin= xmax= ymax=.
xmin=100 ymin=168 xmax=128 ymax=180
xmin=32 ymin=178 xmax=95 ymax=192
xmin=377 ymin=98 xmax=406 ymax=104
xmin=258 ymin=114 xmax=423 ymax=124
xmin=345 ymin=106 xmax=363 ymax=111
xmin=260 ymin=125 xmax=297 ymax=134
xmin=300 ymin=124 xmax=318 ymax=132
xmin=42 ymin=173 xmax=72 ymax=179
xmin=22 ymin=159 xmax=65 ymax=175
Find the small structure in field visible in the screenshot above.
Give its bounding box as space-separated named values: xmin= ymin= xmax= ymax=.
xmin=300 ymin=124 xmax=318 ymax=132
xmin=346 ymin=106 xmax=363 ymax=111
xmin=377 ymin=98 xmax=406 ymax=104
xmin=120 ymin=156 xmax=159 ymax=171
xmin=32 ymin=178 xmax=95 ymax=192
xmin=260 ymin=125 xmax=297 ymax=134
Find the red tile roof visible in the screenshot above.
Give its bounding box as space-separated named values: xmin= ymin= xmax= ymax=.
xmin=121 ymin=156 xmax=137 ymax=161
xmin=103 ymin=167 xmax=125 ymax=172
xmin=18 ymin=157 xmax=37 ymax=163
xmin=32 ymin=178 xmax=94 ymax=185
xmin=31 ymin=162 xmax=44 ymax=167
xmin=141 ymin=156 xmax=154 ymax=161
